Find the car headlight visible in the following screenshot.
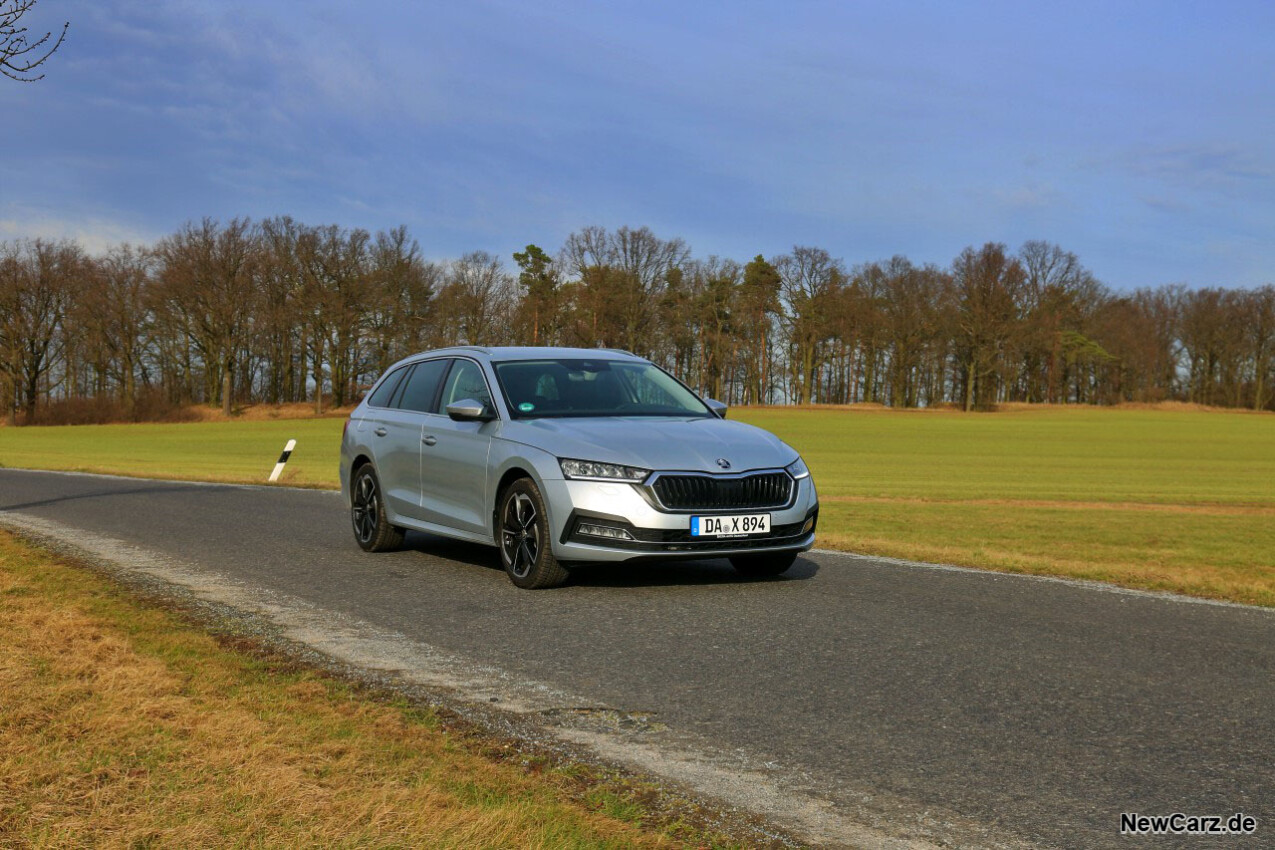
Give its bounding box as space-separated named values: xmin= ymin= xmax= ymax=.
xmin=786 ymin=457 xmax=811 ymax=480
xmin=559 ymin=458 xmax=652 ymax=483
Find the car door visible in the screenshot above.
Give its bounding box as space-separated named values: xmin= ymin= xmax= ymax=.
xmin=420 ymin=358 xmax=498 ymax=537
xmin=365 ymin=358 xmax=449 ymax=522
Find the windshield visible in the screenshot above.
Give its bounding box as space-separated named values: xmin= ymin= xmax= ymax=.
xmin=493 ymin=359 xmax=712 ymax=419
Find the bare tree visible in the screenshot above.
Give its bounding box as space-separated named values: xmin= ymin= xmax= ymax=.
xmin=952 ymin=243 xmax=1027 ymax=410
xmin=2 ymin=0 xmax=67 ymax=81
xmin=776 ymin=246 xmax=845 ymax=404
xmin=258 ymin=217 xmax=307 ymax=404
xmin=877 ymin=257 xmax=948 ymax=408
xmin=559 ymin=226 xmax=689 ymax=356
xmin=1247 ymin=286 xmax=1275 ymax=410
xmin=843 ymin=261 xmax=887 ymax=404
xmin=686 ymin=257 xmax=740 ymax=401
xmin=74 ymin=245 xmax=154 ymax=416
xmin=155 ymin=219 xmax=260 ymax=416
xmin=738 ymin=255 xmax=782 ymax=404
xmin=1129 ymin=285 xmax=1184 ymax=401
xmin=1179 ymin=288 xmax=1235 ymax=406
xmin=0 ymin=239 xmax=81 ymax=421
xmin=298 ymin=224 xmax=373 ymax=407
xmin=436 ymin=251 xmax=513 ymax=347
xmin=1018 ymin=241 xmax=1103 ymax=403
xmin=8 ymin=212 xmax=1275 ymax=418
xmin=368 ymin=226 xmax=436 ymax=373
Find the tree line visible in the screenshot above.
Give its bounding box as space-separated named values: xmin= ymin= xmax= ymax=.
xmin=1 ymin=217 xmax=1272 ymax=424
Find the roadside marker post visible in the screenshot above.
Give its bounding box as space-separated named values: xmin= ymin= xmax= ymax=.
xmin=269 ymin=439 xmax=296 ymax=482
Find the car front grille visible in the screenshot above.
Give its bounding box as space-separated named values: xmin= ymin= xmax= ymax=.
xmin=650 ymin=471 xmax=794 ymax=511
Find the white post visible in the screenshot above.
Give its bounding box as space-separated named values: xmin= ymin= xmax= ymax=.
xmin=269 ymin=439 xmax=297 ymax=482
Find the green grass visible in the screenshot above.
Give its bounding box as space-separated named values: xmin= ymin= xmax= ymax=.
xmin=2 ymin=405 xmax=1272 ymax=605
xmin=737 ymin=405 xmax=1275 ymax=605
xmin=0 ymin=418 xmax=345 ymax=487
xmin=738 ymin=405 xmax=1274 ymax=506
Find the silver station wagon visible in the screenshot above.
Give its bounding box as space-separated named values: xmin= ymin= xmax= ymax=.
xmin=339 ymin=347 xmax=818 ymax=588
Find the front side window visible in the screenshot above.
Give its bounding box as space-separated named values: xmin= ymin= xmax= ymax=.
xmin=436 ymin=359 xmax=494 ymax=413
xmin=494 ymin=359 xmax=710 ymax=419
xmin=396 ymin=359 xmax=450 ymax=413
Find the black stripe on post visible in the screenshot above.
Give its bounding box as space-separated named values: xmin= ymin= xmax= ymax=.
xmin=277 ymin=449 xmax=292 ymax=464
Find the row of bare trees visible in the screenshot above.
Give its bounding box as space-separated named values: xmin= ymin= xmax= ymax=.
xmin=1 ymin=219 xmax=1273 ymax=423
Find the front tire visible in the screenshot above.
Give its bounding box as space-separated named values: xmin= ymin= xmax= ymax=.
xmin=498 ymin=478 xmax=568 ymax=589
xmin=729 ymin=551 xmax=798 ymax=577
xmin=351 ymin=465 xmax=405 ymax=552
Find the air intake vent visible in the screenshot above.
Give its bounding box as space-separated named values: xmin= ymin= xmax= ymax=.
xmin=651 ymin=471 xmax=793 ymax=511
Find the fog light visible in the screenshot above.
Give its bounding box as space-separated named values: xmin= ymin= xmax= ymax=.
xmin=802 ymin=516 xmax=815 ymax=533
xmin=577 ymin=522 xmax=635 ymax=541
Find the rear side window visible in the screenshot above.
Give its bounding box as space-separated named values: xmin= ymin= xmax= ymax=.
xmin=366 ymin=366 xmax=408 ymax=408
xmin=396 ymin=359 xmax=451 ymax=412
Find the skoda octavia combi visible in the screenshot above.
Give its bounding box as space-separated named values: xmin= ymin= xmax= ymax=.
xmin=339 ymin=346 xmax=818 ymax=588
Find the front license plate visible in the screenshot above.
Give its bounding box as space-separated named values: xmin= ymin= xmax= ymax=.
xmin=690 ymin=513 xmax=771 ymax=538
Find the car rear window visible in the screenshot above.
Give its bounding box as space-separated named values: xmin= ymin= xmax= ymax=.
xmin=366 ymin=365 xmax=408 ymax=408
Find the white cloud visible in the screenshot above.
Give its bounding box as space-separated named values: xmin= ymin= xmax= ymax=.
xmin=994 ymin=183 xmax=1066 ymax=211
xmin=0 ymin=206 xmax=160 ymax=254
xmin=1096 ymin=143 xmax=1275 ymax=195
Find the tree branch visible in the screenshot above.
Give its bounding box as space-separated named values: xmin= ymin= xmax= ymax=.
xmin=1 ymin=0 xmax=68 ymax=81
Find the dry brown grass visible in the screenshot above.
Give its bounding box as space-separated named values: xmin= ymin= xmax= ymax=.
xmin=748 ymin=400 xmax=1272 ymax=416
xmin=823 ymin=494 xmax=1275 ymax=517
xmin=747 ymin=402 xmax=896 ymax=413
xmin=3 ymin=399 xmax=359 ymax=428
xmin=184 ymin=401 xmax=357 ymax=422
xmin=0 ymin=532 xmax=687 ymax=849
xmin=993 ymin=400 xmax=1271 ymax=415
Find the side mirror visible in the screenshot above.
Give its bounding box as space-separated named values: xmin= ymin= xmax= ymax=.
xmin=446 ymin=399 xmax=495 ymax=422
xmin=705 ymin=398 xmax=728 ymax=419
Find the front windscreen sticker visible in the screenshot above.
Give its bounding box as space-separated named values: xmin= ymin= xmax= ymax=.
xmin=518 ymin=402 xmax=535 ymax=412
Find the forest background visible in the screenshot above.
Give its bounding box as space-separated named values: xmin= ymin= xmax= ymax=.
xmin=2 ymin=219 xmax=1272 ymax=425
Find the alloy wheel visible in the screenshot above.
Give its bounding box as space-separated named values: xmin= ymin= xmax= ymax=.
xmin=501 ymin=491 xmax=540 ymax=578
xmin=352 ymin=472 xmax=378 ymax=545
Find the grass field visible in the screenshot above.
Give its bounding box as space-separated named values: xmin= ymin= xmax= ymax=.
xmin=0 ymin=530 xmax=717 ymax=847
xmin=0 ymin=417 xmax=347 ymax=488
xmin=740 ymin=405 xmax=1275 ymax=606
xmin=1 ymin=404 xmax=1272 ymax=605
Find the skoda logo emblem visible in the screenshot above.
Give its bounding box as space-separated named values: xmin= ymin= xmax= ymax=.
xmin=716 ymin=458 xmax=731 ymax=470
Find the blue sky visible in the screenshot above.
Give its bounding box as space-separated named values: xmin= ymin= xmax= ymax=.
xmin=2 ymin=0 xmax=1272 ymax=289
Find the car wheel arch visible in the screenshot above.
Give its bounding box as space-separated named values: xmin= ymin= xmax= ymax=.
xmin=348 ymin=454 xmax=385 ymax=516
xmin=493 ymin=456 xmax=567 ymax=539
xmin=349 ymin=454 xmax=375 ymax=490
xmin=492 ymin=465 xmax=538 ymax=529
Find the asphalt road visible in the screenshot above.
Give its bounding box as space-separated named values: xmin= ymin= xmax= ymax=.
xmin=2 ymin=468 xmax=1272 ymax=848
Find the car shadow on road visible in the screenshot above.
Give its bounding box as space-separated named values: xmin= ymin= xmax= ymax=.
xmin=399 ymin=532 xmax=819 ymax=588
xmin=400 ymin=533 xmax=502 ymax=569
xmin=566 ymin=556 xmax=819 ymax=588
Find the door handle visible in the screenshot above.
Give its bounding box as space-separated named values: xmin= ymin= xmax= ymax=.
xmin=422 ymin=435 xmax=437 ymax=447
xmin=373 ymin=427 xmax=388 ymax=437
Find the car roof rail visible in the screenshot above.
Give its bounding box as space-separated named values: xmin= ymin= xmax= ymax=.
xmin=448 ymin=346 xmax=493 ymax=354
xmin=600 ymin=348 xmax=636 ymax=356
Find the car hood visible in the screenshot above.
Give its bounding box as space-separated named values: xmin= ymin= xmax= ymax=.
xmin=501 ymin=416 xmax=798 ymax=474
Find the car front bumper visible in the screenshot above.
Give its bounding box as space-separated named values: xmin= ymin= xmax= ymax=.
xmin=542 ymin=474 xmax=819 ymax=564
